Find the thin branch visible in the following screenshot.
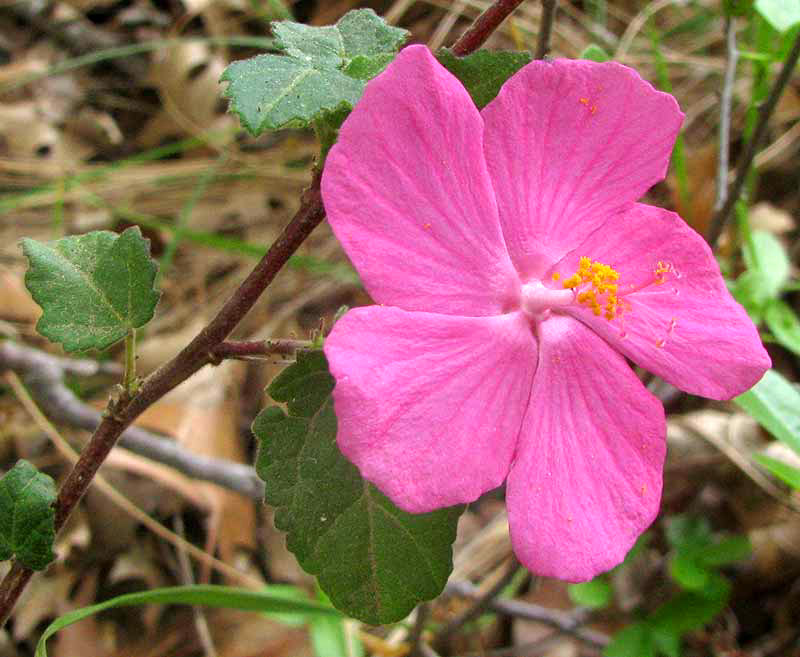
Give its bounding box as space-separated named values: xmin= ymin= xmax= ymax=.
xmin=443 ymin=581 xmax=610 ymax=649
xmin=0 ymin=0 xmax=528 ymax=628
xmin=0 ymin=341 xmax=264 ymax=499
xmin=450 ymin=0 xmax=527 ymax=56
xmin=535 ymin=0 xmax=558 ymax=59
xmin=714 ymin=15 xmax=739 ymax=213
xmin=4 ymin=370 xmax=262 ymax=588
xmin=408 ymin=603 xmax=430 ymax=657
xmin=433 ymin=557 xmax=521 ymax=651
xmin=209 ymin=339 xmax=311 ymax=362
xmin=708 ymin=28 xmax=800 ymax=246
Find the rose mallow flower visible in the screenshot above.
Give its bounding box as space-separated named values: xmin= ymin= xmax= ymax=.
xmin=320 ymin=45 xmax=770 ymax=581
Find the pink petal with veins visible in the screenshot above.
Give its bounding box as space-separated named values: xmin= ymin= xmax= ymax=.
xmin=323 ymin=45 xmax=520 ymax=316
xmin=507 ymin=315 xmax=665 ymax=581
xmin=482 ymin=59 xmax=683 ymax=280
xmin=556 ymin=203 xmax=770 ymax=399
xmin=324 ymin=306 xmax=537 ymax=512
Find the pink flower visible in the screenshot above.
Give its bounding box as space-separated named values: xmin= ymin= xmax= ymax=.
xmin=321 ymin=45 xmax=770 ymax=581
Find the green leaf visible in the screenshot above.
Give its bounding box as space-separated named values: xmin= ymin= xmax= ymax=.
xmin=764 ymin=299 xmax=800 ymax=356
xmin=723 ymin=0 xmax=754 ymax=17
xmin=669 ymin=552 xmax=711 ymax=591
xmin=735 ymin=368 xmax=800 ymax=456
xmin=568 ymin=576 xmax=612 ymax=608
xmin=436 ymin=48 xmax=532 ymax=109
xmin=22 ymin=227 xmax=159 ymax=352
xmin=730 ymin=270 xmax=769 ymax=322
xmin=252 ymin=350 xmax=462 ymax=624
xmin=650 ymin=585 xmax=729 ymax=635
xmin=755 ymin=0 xmax=800 ymax=32
xmin=754 ymin=452 xmax=800 ymax=489
xmin=36 ymin=585 xmax=341 ymax=657
xmin=742 ymin=230 xmax=790 ymax=300
xmin=220 ymin=55 xmax=364 ymax=134
xmin=605 ymin=623 xmax=657 ymax=657
xmin=699 ymin=536 xmax=751 ymax=567
xmin=0 ymin=460 xmax=56 ymax=571
xmin=580 ymin=44 xmax=611 ymax=61
xmin=650 ymin=629 xmax=681 ymax=657
xmin=665 ymin=515 xmax=712 ymax=550
xmin=221 ymin=9 xmax=408 ymax=135
xmin=336 ymin=9 xmax=409 ymax=59
xmin=666 ymin=516 xmax=749 ymax=591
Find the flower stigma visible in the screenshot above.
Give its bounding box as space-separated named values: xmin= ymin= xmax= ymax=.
xmin=520 ymin=280 xmax=573 ymax=319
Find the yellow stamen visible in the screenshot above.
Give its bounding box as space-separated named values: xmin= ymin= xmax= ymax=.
xmin=551 ymin=272 xmax=561 ymax=281
xmin=562 ymin=256 xmax=623 ymax=320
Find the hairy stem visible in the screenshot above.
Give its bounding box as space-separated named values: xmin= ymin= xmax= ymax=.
xmin=0 ymin=0 xmax=528 ymax=628
xmin=708 ymin=28 xmax=800 ymax=247
xmin=210 ymin=338 xmax=311 ymax=362
xmin=123 ymin=330 xmax=137 ymax=394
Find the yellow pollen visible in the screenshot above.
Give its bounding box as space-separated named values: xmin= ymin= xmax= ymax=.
xmin=654 ymin=260 xmax=672 ymax=284
xmin=551 ymin=272 xmax=561 ymax=281
xmin=562 ymin=257 xmax=622 ymax=320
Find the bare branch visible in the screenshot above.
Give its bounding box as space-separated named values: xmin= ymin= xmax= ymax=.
xmin=451 ymin=0 xmax=527 ymax=56
xmin=535 ymin=0 xmax=558 ymax=60
xmin=443 ymin=580 xmax=610 ymax=649
xmin=433 ymin=558 xmax=521 ymax=651
xmin=714 ymin=16 xmax=739 ymax=214
xmin=708 ymin=28 xmax=800 ymax=246
xmin=0 ymin=341 xmax=264 ymax=500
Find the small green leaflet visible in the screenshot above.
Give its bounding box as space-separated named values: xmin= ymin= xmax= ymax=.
xmin=742 ymin=230 xmax=790 ymax=301
xmin=252 ymin=350 xmax=462 ymax=625
xmin=580 ymin=44 xmax=611 ymax=62
xmin=735 ymin=368 xmax=800 ymax=456
xmin=0 ymin=460 xmax=57 ymax=571
xmin=764 ymin=299 xmax=800 ymax=357
xmin=221 ymin=9 xmax=409 ymax=136
xmin=22 ymin=226 xmax=159 ymax=352
xmin=436 ymin=48 xmax=532 ymax=109
xmin=568 ymin=576 xmax=612 ymax=608
xmin=755 ymin=0 xmax=800 ymax=32
xmin=666 ymin=515 xmax=750 ymax=592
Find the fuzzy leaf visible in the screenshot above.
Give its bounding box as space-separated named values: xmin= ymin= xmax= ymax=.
xmin=221 ymin=9 xmax=408 ymax=135
xmin=0 ymin=460 xmax=56 ymax=571
xmin=22 ymin=227 xmax=159 ymax=352
xmin=220 ymin=56 xmax=364 ymax=134
xmin=252 ymin=350 xmax=462 ymax=625
xmin=436 ymin=48 xmax=532 ymax=108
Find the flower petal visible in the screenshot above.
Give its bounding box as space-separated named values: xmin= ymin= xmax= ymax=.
xmin=482 ymin=59 xmax=684 ymax=280
xmin=322 ymin=45 xmax=520 ymax=316
xmin=324 ymin=306 xmax=537 ymax=512
xmin=557 ymin=204 xmax=770 ymax=399
xmin=507 ymin=315 xmax=665 ymax=581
